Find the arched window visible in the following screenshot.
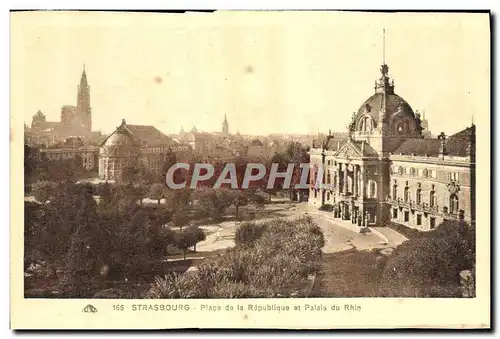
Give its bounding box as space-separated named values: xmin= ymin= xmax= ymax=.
xmin=429 ymin=191 xmax=437 ymax=207
xmin=404 ymin=186 xmax=409 ymax=203
xmin=359 ymin=115 xmax=373 ymax=132
xmin=368 ymin=180 xmax=377 ymax=198
xmin=392 ymin=183 xmax=398 ymax=199
xmin=395 ymin=121 xmax=405 ymax=134
xmin=450 ymin=194 xmax=459 ymax=213
xmin=416 ymin=188 xmax=422 ymax=204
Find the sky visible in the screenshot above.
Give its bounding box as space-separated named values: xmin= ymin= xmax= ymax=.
xmin=11 ymin=11 xmax=490 ymax=136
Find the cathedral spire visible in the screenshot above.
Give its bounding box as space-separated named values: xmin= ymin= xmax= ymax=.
xmin=79 ymin=64 xmax=88 ymax=89
xmin=222 ymin=114 xmax=229 ymax=135
xmin=77 ymin=65 xmax=91 ymax=133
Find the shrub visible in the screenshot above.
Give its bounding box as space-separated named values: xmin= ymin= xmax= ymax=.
xmin=378 ymin=220 xmax=475 ymax=297
xmin=319 ymin=204 xmax=334 ymax=212
xmin=234 ymin=222 xmax=267 ymax=247
xmin=148 ymin=215 xmax=324 ymax=298
xmin=147 ymin=273 xmax=205 ymax=299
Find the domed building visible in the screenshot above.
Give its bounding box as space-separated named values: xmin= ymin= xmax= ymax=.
xmin=308 ymin=62 xmax=475 ymax=231
xmin=99 ymin=119 xmax=187 ymax=181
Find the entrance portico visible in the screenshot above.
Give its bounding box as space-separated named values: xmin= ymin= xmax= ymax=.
xmin=309 ymin=137 xmax=383 ymax=228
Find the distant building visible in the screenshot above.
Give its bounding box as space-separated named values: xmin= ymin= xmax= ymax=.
xmin=309 ymin=61 xmax=475 ymax=231
xmin=419 ymin=110 xmax=432 ymax=138
xmin=39 ymin=146 xmax=99 ymax=171
xmin=98 ymin=119 xmax=190 ymax=181
xmin=25 ymin=66 xmax=100 ymax=147
xmin=247 ymin=145 xmax=280 ymax=160
xmin=222 ymin=114 xmax=229 ymax=136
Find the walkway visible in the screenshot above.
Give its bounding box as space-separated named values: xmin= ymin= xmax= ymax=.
xmin=370 ymin=227 xmax=408 ymax=247
xmin=296 ymin=203 xmax=408 ymax=249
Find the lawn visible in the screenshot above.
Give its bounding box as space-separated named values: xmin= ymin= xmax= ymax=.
xmin=310 ymin=249 xmax=385 ymax=297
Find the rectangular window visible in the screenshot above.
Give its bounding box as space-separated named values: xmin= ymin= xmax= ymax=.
xmin=393 ymin=208 xmax=398 ymax=219
xmin=404 ymin=211 xmax=409 ymax=222
xmin=430 ymin=217 xmax=436 ymax=229
xmin=450 ymin=172 xmax=459 ymax=181
xmin=417 ymin=214 xmax=422 ymax=226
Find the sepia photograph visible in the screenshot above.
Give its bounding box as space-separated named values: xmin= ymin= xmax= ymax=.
xmin=10 ymin=10 xmax=490 ymax=329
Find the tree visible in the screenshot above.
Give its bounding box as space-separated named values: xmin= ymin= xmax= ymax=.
xmin=171 ymin=206 xmax=191 ymax=228
xmin=164 ymin=188 xmax=192 ymax=211
xmin=112 ymin=183 xmax=140 ymax=214
xmin=32 ymin=181 xmax=59 ymax=203
xmin=186 ymin=225 xmax=206 ymax=253
xmin=174 ymin=226 xmax=206 ymax=259
xmin=121 ymin=165 xmax=139 ymax=183
xmin=57 ymin=184 xmax=102 ymax=297
xmin=194 ymin=188 xmax=234 ymax=221
xmin=24 ymin=202 xmax=44 ymax=270
xmin=135 ymin=181 xmax=150 ymax=206
xmin=149 ymin=183 xmax=166 ymax=206
xmin=228 ymin=190 xmax=248 ymax=219
xmin=285 ymin=142 xmax=310 ymax=200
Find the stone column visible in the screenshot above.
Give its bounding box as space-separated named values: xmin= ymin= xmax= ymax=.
xmin=360 ymin=165 xmax=365 ymax=198
xmin=106 ymin=159 xmax=110 ymax=180
xmin=353 ymin=165 xmax=358 ymax=197
xmin=336 ymin=163 xmax=341 ymax=195
xmin=343 ymin=163 xmax=348 ymax=195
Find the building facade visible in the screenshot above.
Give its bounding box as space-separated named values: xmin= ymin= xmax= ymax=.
xmin=39 ymin=146 xmax=99 ymax=171
xmin=98 ymin=119 xmax=190 ymax=181
xmin=308 ymin=62 xmax=475 ymax=231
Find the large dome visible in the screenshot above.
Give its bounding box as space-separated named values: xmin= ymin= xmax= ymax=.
xmin=353 ymin=64 xmax=422 ymax=138
xmin=355 ymin=92 xmax=416 ymax=128
xmin=103 ymin=131 xmax=135 ymax=147
xmin=100 ymin=129 xmax=139 ymax=156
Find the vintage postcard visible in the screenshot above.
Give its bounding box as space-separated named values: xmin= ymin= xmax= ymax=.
xmin=11 ymin=10 xmax=490 ymax=329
